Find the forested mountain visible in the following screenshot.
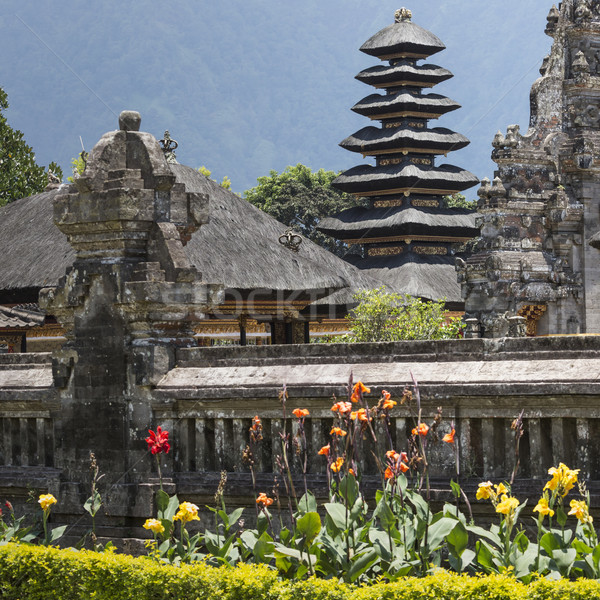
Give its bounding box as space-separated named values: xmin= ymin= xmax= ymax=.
xmin=0 ymin=0 xmax=549 ymax=194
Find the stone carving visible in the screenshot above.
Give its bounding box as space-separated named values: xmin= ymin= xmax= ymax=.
xmin=395 ymin=7 xmax=412 ymax=23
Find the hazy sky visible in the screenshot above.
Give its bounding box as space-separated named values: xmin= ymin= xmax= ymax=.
xmin=1 ymin=1 xmax=552 ymax=194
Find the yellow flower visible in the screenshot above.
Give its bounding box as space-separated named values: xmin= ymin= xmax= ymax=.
xmin=533 ymin=497 xmax=554 ymax=518
xmin=569 ymin=499 xmax=593 ymax=524
xmin=544 ymin=463 xmax=580 ymax=497
xmin=143 ymin=518 xmax=165 ymax=534
xmin=173 ymin=501 xmax=200 ymax=524
xmin=495 ymin=483 xmax=508 ymax=496
xmin=38 ymin=494 xmax=57 ymax=511
xmin=476 ymin=481 xmax=494 ymax=500
xmin=496 ymin=494 xmax=520 ymax=515
xmin=331 ymin=457 xmax=344 ymax=473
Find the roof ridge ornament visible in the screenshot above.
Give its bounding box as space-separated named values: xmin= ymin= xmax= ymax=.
xmin=160 ymin=130 xmax=179 ymax=164
xmin=279 ymin=228 xmax=303 ymax=253
xmin=395 ymin=8 xmax=412 ymax=23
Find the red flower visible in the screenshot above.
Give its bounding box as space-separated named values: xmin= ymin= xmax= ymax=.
xmin=4 ymin=501 xmax=12 ymax=512
xmin=146 ymin=426 xmax=171 ymax=455
xmin=292 ymin=408 xmax=310 ymax=419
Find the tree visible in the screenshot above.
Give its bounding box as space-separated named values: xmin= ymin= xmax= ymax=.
xmin=0 ymin=87 xmax=63 ymax=207
xmin=244 ymin=164 xmax=367 ymax=257
xmin=345 ymin=287 xmax=463 ymax=342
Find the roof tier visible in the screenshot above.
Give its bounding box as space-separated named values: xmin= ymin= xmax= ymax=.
xmin=340 ymin=126 xmax=470 ymax=156
xmin=360 ymin=19 xmax=445 ymax=60
xmin=333 ymin=163 xmax=479 ymax=197
xmin=352 ymin=91 xmax=460 ymax=120
xmin=318 ymin=205 xmax=478 ymax=240
xmin=356 ymin=62 xmax=453 ymax=89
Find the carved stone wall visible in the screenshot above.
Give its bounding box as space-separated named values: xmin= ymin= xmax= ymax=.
xmin=458 ymin=1 xmax=600 ymax=336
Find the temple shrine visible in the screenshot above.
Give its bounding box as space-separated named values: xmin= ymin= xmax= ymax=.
xmin=458 ymin=0 xmax=600 ymax=337
xmin=318 ymin=8 xmax=479 ymax=308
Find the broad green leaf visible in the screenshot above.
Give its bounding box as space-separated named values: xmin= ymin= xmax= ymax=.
xmin=339 ymin=475 xmax=359 ymax=506
xmin=348 ymin=548 xmax=379 ymax=582
xmin=155 ymin=490 xmax=170 ymax=515
xmin=324 ymin=503 xmax=348 ymax=532
xmin=556 ymin=505 xmax=568 ymax=528
xmin=540 ymin=531 xmax=561 ymax=555
xmin=475 ymin=540 xmax=498 ymax=573
xmin=49 ymin=525 xmax=68 ymax=543
xmin=450 ymin=479 xmax=461 ymax=499
xmin=227 ymin=508 xmax=244 ymax=528
xmin=513 ymin=547 xmax=538 ymax=578
xmin=163 ymin=495 xmax=179 ymax=521
xmin=253 ymin=532 xmax=275 ymax=563
xmin=446 ymin=521 xmax=469 ymax=557
xmin=374 ymin=498 xmax=396 ymax=531
xmin=513 ymin=530 xmax=529 ymax=553
xmin=468 ymin=524 xmax=503 ymax=548
xmin=298 ymin=491 xmax=318 ymax=515
xmin=296 ymin=512 xmax=321 ymax=545
xmin=552 ymin=547 xmax=577 ymax=574
xmin=425 ymin=517 xmax=457 ymax=552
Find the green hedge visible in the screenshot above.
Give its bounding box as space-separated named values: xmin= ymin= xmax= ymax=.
xmin=2 ymin=543 xmax=600 ymax=600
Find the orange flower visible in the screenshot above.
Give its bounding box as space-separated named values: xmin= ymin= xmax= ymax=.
xmin=382 ymin=390 xmax=391 ymax=401
xmin=412 ymin=423 xmax=429 ymax=437
xmin=349 ymin=468 xmax=356 ymax=477
xmin=386 ymin=450 xmax=400 ymax=462
xmin=351 ymin=381 xmax=371 ymax=403
xmin=292 ymin=408 xmax=310 ymax=419
xmin=318 ymin=444 xmax=330 ymax=456
xmin=331 ymin=401 xmax=353 ymax=415
xmin=256 ymin=493 xmax=274 ymax=507
xmin=384 ymin=466 xmax=394 ymax=480
xmin=351 ymin=408 xmax=370 ymax=422
xmin=331 ymin=457 xmax=344 ymax=473
xmin=382 ymin=398 xmax=397 ymax=410
xmin=399 ymin=462 xmax=409 ymax=473
xmin=443 ymin=429 xmax=456 ymax=444
xmin=330 ymin=427 xmax=347 ymax=437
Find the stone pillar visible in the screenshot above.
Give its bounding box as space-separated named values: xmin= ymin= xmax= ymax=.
xmin=39 ymin=112 xmax=223 ymax=507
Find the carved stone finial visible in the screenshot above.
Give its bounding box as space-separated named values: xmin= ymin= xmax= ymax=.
xmin=118 ymin=110 xmax=141 ymax=132
xmin=159 ymin=130 xmax=179 ymax=164
xmin=395 ymin=8 xmax=412 ymax=23
xmin=279 ymin=228 xmax=303 ymax=252
xmin=492 ymin=131 xmax=506 ymax=149
xmin=572 ymin=50 xmax=590 ymax=75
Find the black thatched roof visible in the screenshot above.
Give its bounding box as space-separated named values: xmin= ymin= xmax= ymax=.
xmin=0 ymin=187 xmax=75 ymax=296
xmin=340 ymin=126 xmax=470 ymax=155
xmin=171 ymin=165 xmax=379 ymax=296
xmin=318 ymin=206 xmax=478 ymax=239
xmin=356 ymin=62 xmax=453 ymax=89
xmin=352 ymin=91 xmax=460 ymax=120
xmin=360 ymin=21 xmax=445 ymax=60
xmin=333 ymin=163 xmax=479 ymax=196
xmin=0 ymin=167 xmax=381 ymax=303
xmin=345 ymin=252 xmax=463 ymax=303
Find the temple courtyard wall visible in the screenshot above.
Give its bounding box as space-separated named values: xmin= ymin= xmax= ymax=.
xmin=1 ymin=335 xmax=600 ymax=544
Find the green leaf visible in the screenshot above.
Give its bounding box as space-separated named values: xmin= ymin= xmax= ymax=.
xmin=298 ymin=491 xmax=317 ymax=515
xmin=475 ymin=540 xmax=498 ymax=573
xmin=155 ymin=490 xmax=170 ymax=514
xmin=540 ymin=531 xmax=561 ymax=555
xmin=296 ymin=512 xmax=321 ymax=545
xmin=513 ymin=547 xmax=538 ymax=578
xmin=450 ymin=479 xmax=461 ymax=499
xmin=552 ymin=547 xmax=577 ymax=574
xmin=339 ymin=475 xmax=359 ymax=506
xmin=324 ymin=503 xmax=348 ymax=532
xmin=348 ymin=548 xmax=379 ymax=582
xmin=556 ymin=505 xmax=568 ymax=527
xmin=425 ymin=517 xmax=457 ymax=552
xmin=49 ymin=525 xmax=68 ymax=543
xmin=446 ymin=521 xmax=469 ymax=557
xmin=374 ymin=498 xmax=396 ymax=531
xmin=83 ymin=490 xmax=102 ymax=517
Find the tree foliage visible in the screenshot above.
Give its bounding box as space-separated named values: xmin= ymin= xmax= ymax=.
xmin=244 ymin=164 xmax=367 ymax=257
xmin=0 ymin=87 xmax=62 ymax=207
xmin=346 ymin=287 xmax=463 ymax=342
xmin=442 ymin=193 xmax=477 ymax=210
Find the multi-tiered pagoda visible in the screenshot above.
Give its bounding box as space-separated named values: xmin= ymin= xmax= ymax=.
xmin=319 ymin=8 xmax=479 ymax=307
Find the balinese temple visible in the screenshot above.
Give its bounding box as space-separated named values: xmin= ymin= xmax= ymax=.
xmin=319 ymin=8 xmax=479 ymax=308
xmin=0 ymin=125 xmax=380 ymax=351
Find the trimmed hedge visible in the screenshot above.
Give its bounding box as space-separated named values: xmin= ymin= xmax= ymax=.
xmin=2 ymin=544 xmax=600 ymax=600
